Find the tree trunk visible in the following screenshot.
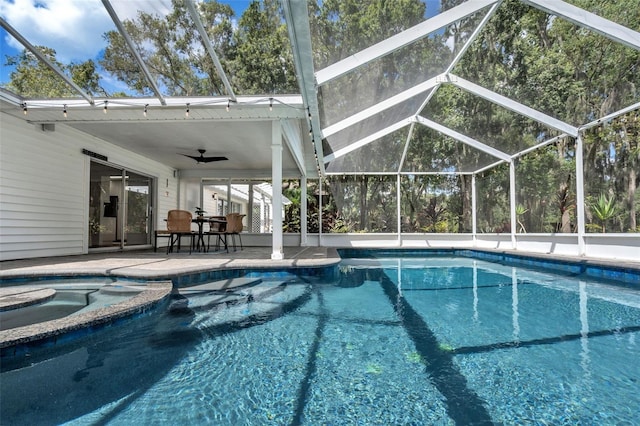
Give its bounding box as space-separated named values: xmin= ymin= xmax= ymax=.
xmin=561 ymin=210 xmax=572 ymax=233
xmin=629 ymin=167 xmax=637 ymax=231
xmin=459 ymin=175 xmax=472 ymax=232
xmin=359 ymin=177 xmax=368 ymax=231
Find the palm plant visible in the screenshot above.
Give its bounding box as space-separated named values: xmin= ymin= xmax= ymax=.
xmin=591 ymin=194 xmax=617 ymax=233
xmin=516 ymin=204 xmax=528 ymax=233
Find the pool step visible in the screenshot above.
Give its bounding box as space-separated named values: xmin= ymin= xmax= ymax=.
xmin=0 ymin=287 xmax=57 ymax=312
xmin=185 ymin=280 xmax=309 ymax=327
xmin=176 ymin=277 xmax=262 ymax=295
xmin=171 ymin=278 xmax=303 ymax=313
xmin=99 ymin=284 xmax=147 ymax=295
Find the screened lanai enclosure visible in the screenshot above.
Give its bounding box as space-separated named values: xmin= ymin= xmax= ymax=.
xmin=0 ymin=0 xmax=638 ymax=261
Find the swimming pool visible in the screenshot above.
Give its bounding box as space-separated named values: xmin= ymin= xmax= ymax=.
xmin=1 ymin=253 xmax=639 ymax=424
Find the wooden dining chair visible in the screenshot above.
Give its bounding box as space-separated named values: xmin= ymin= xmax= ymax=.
xmin=154 ymin=228 xmax=171 ymax=252
xmin=228 ymin=213 xmax=245 ymax=251
xmin=166 ymin=209 xmax=195 ymax=254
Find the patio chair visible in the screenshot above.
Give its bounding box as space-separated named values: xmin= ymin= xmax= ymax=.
xmin=166 ymin=209 xmax=195 ymax=254
xmin=226 ymin=213 xmax=245 ymax=251
xmin=205 ymin=215 xmax=229 ymax=252
xmin=205 ymin=213 xmax=244 ymax=252
xmin=154 ymin=228 xmax=171 ymax=252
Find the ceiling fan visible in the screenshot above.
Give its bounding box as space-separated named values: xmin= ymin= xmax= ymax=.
xmin=181 ymin=149 xmax=228 ymax=163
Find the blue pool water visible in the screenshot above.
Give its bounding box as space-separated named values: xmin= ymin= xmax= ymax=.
xmin=1 ymin=255 xmax=639 ymax=425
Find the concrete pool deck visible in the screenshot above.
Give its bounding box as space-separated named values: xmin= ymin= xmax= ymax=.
xmin=0 ymin=246 xmax=341 ymax=280
xmin=2 ymin=246 xmax=638 ymax=280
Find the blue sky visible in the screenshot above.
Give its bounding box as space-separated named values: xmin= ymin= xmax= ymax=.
xmin=0 ymin=0 xmax=251 ymax=89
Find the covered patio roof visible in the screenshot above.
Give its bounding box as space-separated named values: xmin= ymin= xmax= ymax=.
xmin=0 ymin=90 xmax=315 ymax=177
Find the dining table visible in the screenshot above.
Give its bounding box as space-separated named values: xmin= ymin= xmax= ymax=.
xmin=192 ymin=216 xmax=227 ymax=252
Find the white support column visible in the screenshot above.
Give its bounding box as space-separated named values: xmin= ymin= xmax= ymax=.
xmin=397 ymin=174 xmax=402 ymax=246
xmin=509 ymin=160 xmax=517 ymax=250
xmin=301 ymin=175 xmax=308 ymax=246
xmin=472 ymin=174 xmax=477 ymax=247
xmin=260 ymin=195 xmax=266 ymax=232
xmin=576 ymin=133 xmax=586 ymax=255
xmin=318 ymin=178 xmax=323 ymax=247
xmin=247 ymin=183 xmax=254 ymax=232
xmin=226 ymin=179 xmax=231 ymax=214
xmin=271 ymin=121 xmax=284 ymax=260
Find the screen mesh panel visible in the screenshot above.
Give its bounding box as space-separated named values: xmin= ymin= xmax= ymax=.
xmin=402 ymin=125 xmax=502 ymax=173
xmin=582 ymin=110 xmax=640 ymax=233
xmin=475 ymin=163 xmax=510 ymax=233
xmin=324 ymin=175 xmax=398 ymax=233
xmin=325 ymin=128 xmax=409 ymax=173
xmin=317 ymin=8 xmax=488 ymax=128
xmin=109 ymin=0 xmax=233 ymax=97
xmin=323 ymin=91 xmax=426 ymax=156
xmin=309 ymin=0 xmax=473 ymax=70
xmin=1 ymin=0 xmax=119 ymax=100
xmin=514 ymin=139 xmax=577 ymax=233
xmin=453 ymin=2 xmax=640 ymax=127
xmin=400 ymin=174 xmax=469 ymax=232
xmin=420 ymin=84 xmax=561 ymax=156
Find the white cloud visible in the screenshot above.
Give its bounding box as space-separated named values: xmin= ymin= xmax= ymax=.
xmin=1 ymin=0 xmax=112 ymax=62
xmin=0 ymin=0 xmax=174 ymax=63
xmin=110 ymin=0 xmax=172 ymax=21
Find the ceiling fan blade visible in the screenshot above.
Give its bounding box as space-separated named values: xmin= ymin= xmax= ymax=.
xmin=201 ymin=156 xmax=228 ymax=162
xmin=180 ymin=151 xmax=228 ymax=163
xmin=180 ymin=154 xmax=202 ymax=161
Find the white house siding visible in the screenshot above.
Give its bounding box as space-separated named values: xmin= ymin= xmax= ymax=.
xmin=0 ymin=114 xmax=178 ymax=261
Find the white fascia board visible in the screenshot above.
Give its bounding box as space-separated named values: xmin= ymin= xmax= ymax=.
xmin=165 ymin=95 xmax=303 ymax=107
xmin=0 ymin=88 xmax=23 ymax=105
xmin=21 ymin=95 xmax=304 ymax=110
xmin=315 ymin=0 xmax=499 ymax=86
xmin=450 ymin=74 xmax=579 ymax=137
xmin=522 ymin=0 xmax=640 ymax=50
xmin=322 ymin=76 xmax=440 ymax=138
xmin=414 ymin=116 xmax=511 ymax=161
xmin=281 ymin=119 xmax=306 ymax=175
xmin=323 ymin=118 xmax=412 ymax=163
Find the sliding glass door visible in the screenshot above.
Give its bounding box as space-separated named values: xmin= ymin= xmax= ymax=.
xmin=88 ymin=161 xmax=152 ymax=248
xmin=124 ymin=171 xmax=152 ymax=246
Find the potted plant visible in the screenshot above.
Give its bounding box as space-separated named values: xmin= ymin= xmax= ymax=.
xmin=89 ymin=214 xmax=106 ymax=246
xmin=194 ymin=207 xmax=206 ymax=218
